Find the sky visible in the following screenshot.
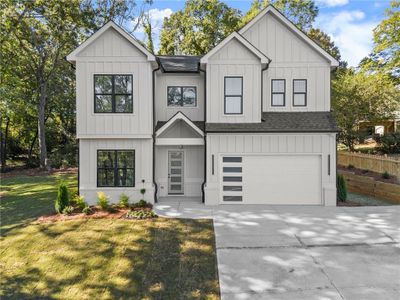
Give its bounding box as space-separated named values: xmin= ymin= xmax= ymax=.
xmin=131 ymin=0 xmax=392 ymax=67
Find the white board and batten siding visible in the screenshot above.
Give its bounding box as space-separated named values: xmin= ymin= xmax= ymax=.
xmin=75 ymin=27 xmax=153 ymax=138
xmin=241 ymin=11 xmax=331 ymax=112
xmin=155 ymin=146 xmax=204 ymax=198
xmin=79 ymin=139 xmax=154 ymax=204
xmin=155 ymin=73 xmax=205 ymax=122
xmin=204 ymin=133 xmax=337 ymax=206
xmin=206 ymin=38 xmax=262 ymax=123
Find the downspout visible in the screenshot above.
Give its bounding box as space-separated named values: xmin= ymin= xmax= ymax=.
xmin=200 ymin=66 xmax=207 ymax=203
xmin=152 ymin=63 xmax=161 ymax=203
xmin=260 ymin=60 xmax=271 ymax=120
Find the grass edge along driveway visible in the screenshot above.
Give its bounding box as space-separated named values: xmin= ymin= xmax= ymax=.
xmin=0 ymin=173 xmax=219 ymax=299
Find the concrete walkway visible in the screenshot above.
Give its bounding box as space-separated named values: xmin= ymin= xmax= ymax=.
xmin=154 ymin=199 xmax=400 ymax=300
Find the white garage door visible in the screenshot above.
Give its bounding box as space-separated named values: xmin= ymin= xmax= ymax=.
xmin=221 ymin=155 xmax=322 ymax=205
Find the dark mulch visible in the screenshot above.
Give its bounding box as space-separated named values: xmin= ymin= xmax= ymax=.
xmin=338 ymin=166 xmax=398 ymax=185
xmin=337 ymin=200 xmax=361 ymax=207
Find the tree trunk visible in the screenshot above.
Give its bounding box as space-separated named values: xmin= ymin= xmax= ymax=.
xmin=38 ymin=82 xmax=48 ymax=170
xmin=28 ymin=129 xmax=38 ymax=159
xmin=1 ymin=116 xmax=10 ymax=172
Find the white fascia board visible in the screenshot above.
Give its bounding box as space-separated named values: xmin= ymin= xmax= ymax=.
xmin=239 ymin=5 xmax=339 ymax=67
xmin=66 ymin=21 xmax=156 ymax=63
xmin=155 ymin=138 xmax=204 ymax=146
xmin=200 ymin=32 xmax=271 ymax=65
xmin=155 ymin=111 xmax=204 ymax=138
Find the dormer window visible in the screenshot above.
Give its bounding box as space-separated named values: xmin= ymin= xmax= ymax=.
xmin=271 ymin=79 xmax=285 ymax=107
xmin=94 ymin=75 xmax=133 ymax=113
xmin=224 ymin=76 xmax=243 ymax=114
xmin=293 ymin=79 xmax=307 ymax=106
xmin=167 ymin=86 xmax=197 ymax=107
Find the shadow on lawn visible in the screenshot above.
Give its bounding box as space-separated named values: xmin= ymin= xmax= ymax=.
xmin=0 ymin=218 xmax=220 ymax=300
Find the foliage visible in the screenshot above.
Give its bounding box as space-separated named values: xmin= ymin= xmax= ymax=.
xmin=82 ymin=206 xmax=93 ymax=215
xmin=62 ymin=205 xmax=74 ymax=216
xmin=126 ymin=209 xmax=158 ymax=219
xmin=361 ymin=1 xmax=399 ymax=81
xmin=74 ymin=195 xmax=87 ymax=210
xmin=97 ymin=191 xmax=110 ymax=210
xmin=332 ymin=69 xmax=400 ymax=151
xmin=140 ymin=188 xmax=146 ymax=195
xmin=55 ymin=182 xmax=70 ymax=214
xmin=159 ymin=0 xmax=241 ymax=55
xmin=376 ymin=132 xmax=400 ymax=154
xmin=382 ymin=171 xmax=390 ymax=179
xmin=337 ymin=174 xmax=347 ymax=202
xmin=240 ymin=0 xmax=318 ymax=31
xmin=347 ymin=164 xmax=355 ymax=169
xmin=133 ymin=199 xmax=150 ymax=208
xmin=119 ymin=193 xmax=130 ymax=208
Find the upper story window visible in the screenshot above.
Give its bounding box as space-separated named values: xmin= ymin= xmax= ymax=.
xmin=293 ymin=79 xmax=307 ymax=106
xmin=271 ymin=79 xmax=285 ymax=107
xmin=167 ymin=86 xmax=197 ymax=107
xmin=94 ymin=75 xmax=133 ymax=113
xmin=224 ymin=76 xmax=243 ymax=114
xmin=97 ymin=150 xmax=135 ymax=187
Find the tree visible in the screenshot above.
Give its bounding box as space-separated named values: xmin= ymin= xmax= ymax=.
xmin=240 ymin=0 xmax=318 ymax=31
xmin=307 ymin=28 xmax=345 ymax=65
xmin=159 ymin=0 xmax=242 ymax=55
xmin=361 ymin=1 xmax=399 ymax=81
xmin=142 ymin=13 xmax=155 ymax=53
xmin=332 ymin=69 xmax=400 ymax=151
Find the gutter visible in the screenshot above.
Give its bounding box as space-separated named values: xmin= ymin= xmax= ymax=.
xmin=200 ymin=65 xmax=206 ymax=203
xmin=152 ymin=62 xmax=161 ymax=203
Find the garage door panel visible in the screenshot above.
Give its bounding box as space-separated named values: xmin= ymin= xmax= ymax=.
xmin=242 ymin=155 xmax=321 ymax=205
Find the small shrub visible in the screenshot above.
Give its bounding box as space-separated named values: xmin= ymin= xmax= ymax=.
xmin=26 ymin=157 xmax=40 ymax=168
xmin=69 ymin=187 xmax=79 ymax=200
xmin=82 ymin=206 xmax=93 ymax=215
xmin=140 ymin=188 xmax=146 ymax=196
xmin=119 ymin=193 xmax=129 ymax=208
xmin=55 ymin=183 xmax=69 ymax=214
xmin=97 ymin=191 xmax=109 ymax=210
xmin=347 ymin=164 xmax=355 ymax=169
xmin=126 ymin=209 xmax=157 ymax=219
xmin=361 ymin=169 xmax=369 ymax=174
xmin=337 ymin=174 xmax=347 ymax=202
xmin=62 ymin=205 xmax=74 ymax=215
xmin=376 ymin=132 xmax=400 ymax=154
xmin=134 ymin=199 xmax=148 ymax=208
xmin=382 ymin=171 xmax=390 ymax=179
xmin=74 ymin=195 xmax=86 ymax=210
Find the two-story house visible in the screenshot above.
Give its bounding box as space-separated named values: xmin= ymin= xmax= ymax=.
xmin=67 ymin=5 xmax=339 ymax=206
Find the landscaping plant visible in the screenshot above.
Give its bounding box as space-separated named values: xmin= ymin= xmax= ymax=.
xmin=382 ymin=171 xmax=390 ymax=179
xmin=119 ymin=193 xmax=129 ymax=208
xmin=126 ymin=210 xmax=157 ymax=219
xmin=74 ymin=195 xmax=87 ymax=210
xmin=82 ymin=206 xmax=93 ymax=215
xmin=97 ymin=192 xmax=109 ymax=210
xmin=62 ymin=206 xmax=74 ymax=216
xmin=337 ymin=174 xmax=347 ymax=202
xmin=55 ymin=182 xmax=69 ymax=214
xmin=140 ymin=188 xmax=146 ymax=200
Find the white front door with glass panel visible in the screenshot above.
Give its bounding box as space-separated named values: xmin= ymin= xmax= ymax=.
xmin=168 ymin=151 xmax=184 ymax=194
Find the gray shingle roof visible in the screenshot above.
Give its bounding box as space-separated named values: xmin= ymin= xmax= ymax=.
xmin=155 ymin=121 xmax=205 ymax=132
xmin=157 ymin=56 xmax=201 ymax=73
xmin=205 ymin=112 xmax=339 ymax=133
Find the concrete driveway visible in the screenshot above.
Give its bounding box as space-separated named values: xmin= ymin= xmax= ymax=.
xmin=154 ymin=201 xmax=400 ymax=300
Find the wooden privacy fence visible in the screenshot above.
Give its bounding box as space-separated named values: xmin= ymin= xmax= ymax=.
xmin=338 ymin=151 xmax=400 ymax=177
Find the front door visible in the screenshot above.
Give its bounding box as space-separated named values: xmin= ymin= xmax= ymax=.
xmin=168 ymin=150 xmax=184 ymax=195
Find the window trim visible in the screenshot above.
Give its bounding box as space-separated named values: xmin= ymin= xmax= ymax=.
xmin=94 ymin=74 xmax=133 ymax=114
xmin=224 ymin=76 xmax=243 ymax=115
xmin=96 ymin=149 xmax=135 ymax=187
xmin=167 ymin=86 xmax=197 ymax=107
xmin=293 ymin=79 xmax=307 ymax=107
xmin=271 ymin=79 xmax=286 ymax=107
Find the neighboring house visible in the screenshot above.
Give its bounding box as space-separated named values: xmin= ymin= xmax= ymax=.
xmin=67 ymin=5 xmax=339 ymax=206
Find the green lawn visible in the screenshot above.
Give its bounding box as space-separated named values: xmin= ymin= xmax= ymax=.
xmin=0 ymin=173 xmax=219 ymax=299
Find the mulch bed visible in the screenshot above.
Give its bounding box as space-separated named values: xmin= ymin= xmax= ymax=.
xmin=337 ymin=166 xmax=398 ymax=185
xmin=337 ymin=200 xmax=361 ymax=207
xmin=37 ymin=206 xmax=153 ymax=223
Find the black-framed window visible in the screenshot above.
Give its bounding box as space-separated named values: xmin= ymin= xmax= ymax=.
xmin=94 ymin=75 xmax=133 ymax=113
xmin=224 ymin=76 xmax=243 ymax=114
xmin=97 ymin=150 xmax=135 ymax=187
xmin=271 ymin=79 xmax=285 ymax=106
xmin=293 ymin=79 xmax=307 ymax=106
xmin=167 ymin=86 xmax=197 ymax=107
